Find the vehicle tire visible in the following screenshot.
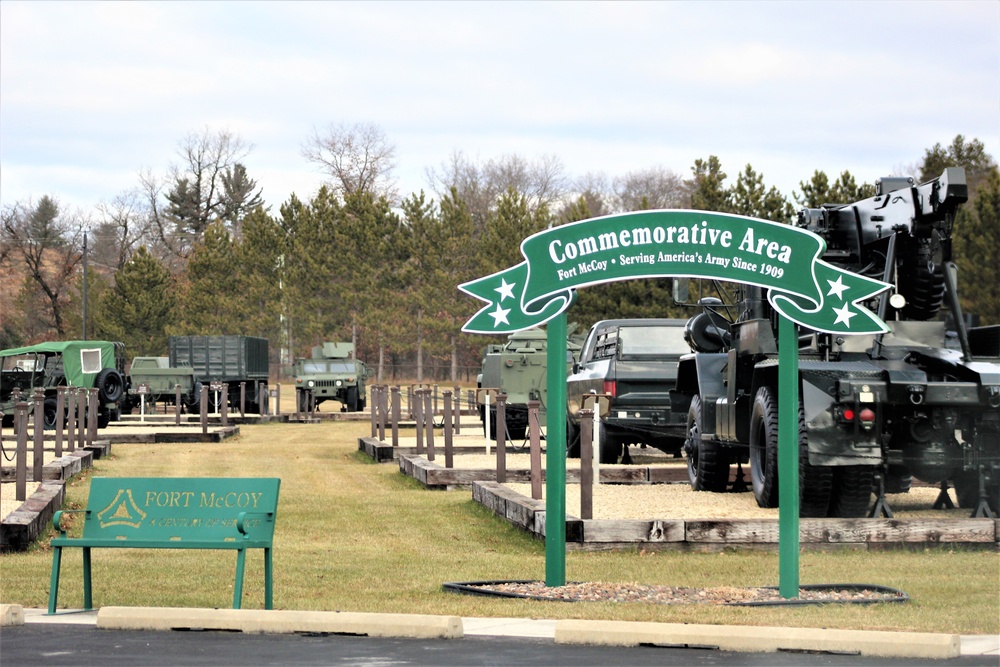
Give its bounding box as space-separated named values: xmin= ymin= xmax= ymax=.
xmin=954 ymin=470 xmax=1000 ymax=514
xmin=346 ymin=387 xmax=359 ymax=412
xmin=598 ymin=421 xmax=622 ymax=464
xmin=827 ymin=466 xmax=875 ymax=517
xmin=95 ymin=368 xmax=124 ymax=403
xmin=686 ymin=395 xmax=730 ymax=492
xmin=749 ymin=386 xmax=780 ymax=508
xmin=566 ymin=417 xmax=580 ymax=458
xmin=506 ymin=414 xmax=527 ymax=441
xmin=881 ymin=465 xmax=913 ymax=495
xmin=42 ymin=397 xmax=59 ymax=430
xmin=97 ymin=411 xmax=110 ymax=429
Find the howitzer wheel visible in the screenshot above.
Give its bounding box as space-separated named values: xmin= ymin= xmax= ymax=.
xmin=953 ymin=470 xmax=1000 ymax=515
xmin=828 ymin=466 xmax=875 ymax=518
xmin=685 ymin=395 xmax=730 ymax=492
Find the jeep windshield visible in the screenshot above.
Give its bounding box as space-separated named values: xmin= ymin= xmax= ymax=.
xmin=618 ymin=326 xmax=689 ymax=358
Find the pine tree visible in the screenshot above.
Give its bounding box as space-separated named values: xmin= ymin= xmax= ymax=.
xmin=101 ymin=246 xmax=175 ymax=357
xmin=953 ymin=167 xmax=1000 ymax=325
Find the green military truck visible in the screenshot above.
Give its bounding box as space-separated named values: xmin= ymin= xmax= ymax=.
xmin=122 ymin=356 xmax=198 ymax=413
xmin=169 ymin=335 xmax=270 ymax=413
xmin=0 ymin=340 xmax=128 ymax=429
xmin=292 ymin=342 xmax=368 ymax=412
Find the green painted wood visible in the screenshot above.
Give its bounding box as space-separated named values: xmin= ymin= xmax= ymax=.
xmin=48 ymin=477 xmax=279 ymax=614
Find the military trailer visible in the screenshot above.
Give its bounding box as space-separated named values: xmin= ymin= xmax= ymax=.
xmin=292 ymin=342 xmax=368 ymax=412
xmin=0 ymin=340 xmax=128 ymax=429
xmin=168 ymin=335 xmax=269 ymax=413
xmin=122 ymin=356 xmax=198 ymax=413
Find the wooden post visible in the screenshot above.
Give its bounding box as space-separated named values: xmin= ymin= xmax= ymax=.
xmin=443 ymin=390 xmax=454 ymax=469
xmin=87 ymin=388 xmax=98 ymax=446
xmin=221 ymin=383 xmax=229 ymax=428
xmin=370 ymin=385 xmax=378 ymax=437
xmin=495 ymin=393 xmax=507 ymax=483
xmin=433 ymin=384 xmax=439 ymax=416
xmin=528 ymin=400 xmax=542 ymax=500
xmin=259 ymin=384 xmax=267 ymax=416
xmin=414 ymin=389 xmax=424 ymax=455
xmin=390 ymin=386 xmax=400 ymax=447
xmin=55 ymin=386 xmax=66 ymax=457
xmin=32 ymin=389 xmax=44 ymax=483
xmin=378 ymin=385 xmax=387 ymax=442
xmin=15 ymin=402 xmax=28 ymax=501
xmin=579 ymin=408 xmax=594 ymax=520
xmin=424 ymin=389 xmax=435 ymax=461
xmin=453 ymin=385 xmax=461 ymax=434
xmin=240 ymin=382 xmax=246 ymax=417
xmin=407 ymin=385 xmax=414 ymax=420
xmin=65 ymin=389 xmax=76 ymax=453
xmin=76 ymin=388 xmax=86 ymax=452
xmin=275 ymin=384 xmax=281 ymax=417
xmin=175 ymin=384 xmax=182 ymax=425
xmin=201 ymin=385 xmax=209 ymax=434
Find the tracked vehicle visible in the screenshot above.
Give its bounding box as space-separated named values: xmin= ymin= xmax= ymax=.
xmin=676 ymin=168 xmax=1000 ymax=517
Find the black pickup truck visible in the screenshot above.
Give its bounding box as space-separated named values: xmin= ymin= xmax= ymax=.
xmin=566 ymin=318 xmax=690 ymax=463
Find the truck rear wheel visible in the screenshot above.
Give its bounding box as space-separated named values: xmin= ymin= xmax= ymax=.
xmin=598 ymin=422 xmax=623 ymax=464
xmin=828 ymin=466 xmax=875 ymax=517
xmin=42 ymin=397 xmax=59 ymax=430
xmin=686 ymin=395 xmax=730 ymax=492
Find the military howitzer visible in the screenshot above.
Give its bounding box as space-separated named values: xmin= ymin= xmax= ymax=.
xmin=676 ymin=168 xmax=1000 ymax=518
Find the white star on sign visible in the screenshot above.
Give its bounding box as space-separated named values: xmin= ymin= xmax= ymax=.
xmin=832 ymin=304 xmax=856 ymax=327
xmin=827 ymin=276 xmax=849 ymax=300
xmin=495 ymin=278 xmax=516 ymax=302
xmin=489 ymin=304 xmax=511 ymax=327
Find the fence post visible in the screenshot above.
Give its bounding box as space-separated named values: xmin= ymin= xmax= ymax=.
xmin=201 ymin=385 xmax=209 ymax=434
xmin=495 ymin=393 xmax=507 ymax=483
xmin=221 ymin=383 xmax=229 ymax=428
xmin=443 ymin=390 xmax=454 ymax=469
xmin=33 ymin=389 xmax=44 ymax=483
xmin=76 ymin=387 xmax=86 ymax=451
xmin=433 ymin=384 xmax=439 ymax=416
xmin=370 ymin=385 xmax=378 ymax=438
xmin=414 ymin=389 xmax=424 ymax=455
xmin=16 ymin=401 xmax=29 ymax=501
xmin=378 ymin=385 xmax=387 ymax=442
xmin=529 ymin=400 xmax=542 ymax=500
xmin=453 ymin=385 xmax=461 ymax=435
xmin=579 ymin=408 xmax=594 ymax=520
xmin=175 ymin=384 xmax=182 ymax=425
xmin=55 ymin=386 xmax=66 ymax=457
xmin=425 ymin=388 xmax=435 ymax=462
xmin=275 ymin=384 xmax=281 ymax=417
xmin=390 ymin=386 xmax=400 ymax=447
xmin=87 ymin=387 xmax=99 ymax=447
xmin=240 ymin=382 xmax=246 ymax=417
xmin=65 ymin=389 xmax=76 ymax=453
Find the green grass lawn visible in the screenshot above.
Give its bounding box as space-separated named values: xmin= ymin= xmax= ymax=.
xmin=2 ymin=421 xmax=998 ymax=634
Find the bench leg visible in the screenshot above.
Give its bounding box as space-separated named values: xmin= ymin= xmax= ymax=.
xmin=264 ymin=547 xmax=273 ymax=610
xmin=83 ymin=547 xmax=93 ymax=611
xmin=233 ymin=549 xmax=247 ymax=610
xmin=48 ymin=547 xmax=63 ymax=614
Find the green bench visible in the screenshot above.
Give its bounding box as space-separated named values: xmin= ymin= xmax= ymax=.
xmin=48 ymin=477 xmax=280 ymax=614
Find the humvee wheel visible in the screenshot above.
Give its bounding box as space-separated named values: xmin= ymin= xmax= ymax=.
xmin=346 ymin=386 xmax=359 ymax=412
xmin=686 ymin=395 xmax=730 ymax=492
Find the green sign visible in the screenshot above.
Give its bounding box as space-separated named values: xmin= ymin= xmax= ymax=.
xmin=460 ymin=210 xmax=891 ymax=335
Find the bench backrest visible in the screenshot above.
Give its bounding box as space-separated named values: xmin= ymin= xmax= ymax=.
xmin=81 ymin=477 xmax=280 ymax=545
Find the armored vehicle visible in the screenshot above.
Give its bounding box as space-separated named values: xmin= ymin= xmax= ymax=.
xmin=567 ymin=319 xmax=690 ymax=463
xmin=0 ymin=340 xmax=128 ymax=429
xmin=293 ymin=342 xmax=368 ymax=412
xmin=675 ymin=168 xmax=1000 ymax=517
xmin=169 ymin=335 xmax=269 ymax=413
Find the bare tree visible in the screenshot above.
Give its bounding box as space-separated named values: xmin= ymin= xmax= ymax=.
xmin=302 ymin=122 xmax=398 ymax=201
xmin=613 ymin=166 xmax=688 ymax=212
xmin=1 ymin=196 xmax=86 ymax=337
xmin=426 ymin=150 xmax=567 ymax=227
xmin=141 ymin=128 xmax=262 ymax=259
xmin=92 ymin=187 xmax=156 ymax=271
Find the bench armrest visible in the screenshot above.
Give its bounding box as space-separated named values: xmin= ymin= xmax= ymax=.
xmin=52 ymin=509 xmax=88 ymax=534
xmin=236 ymin=511 xmax=275 ymax=537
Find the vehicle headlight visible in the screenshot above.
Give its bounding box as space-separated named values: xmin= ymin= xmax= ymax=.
xmin=307 ymin=380 xmax=315 ymax=388
xmin=335 ymin=380 xmax=343 ymax=387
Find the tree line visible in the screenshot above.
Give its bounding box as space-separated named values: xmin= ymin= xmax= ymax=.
xmin=2 ymin=128 xmax=997 ymax=381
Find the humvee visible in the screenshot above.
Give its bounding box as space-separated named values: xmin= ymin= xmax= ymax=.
xmin=293 ymin=342 xmax=368 ymax=412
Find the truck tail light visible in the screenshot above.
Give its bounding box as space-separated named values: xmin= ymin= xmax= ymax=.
xmin=603 ymin=380 xmax=617 ymax=397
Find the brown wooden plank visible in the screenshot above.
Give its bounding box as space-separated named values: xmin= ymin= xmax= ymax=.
xmin=800 ymin=518 xmax=997 ymax=543
xmin=582 ymin=519 xmax=685 ymax=543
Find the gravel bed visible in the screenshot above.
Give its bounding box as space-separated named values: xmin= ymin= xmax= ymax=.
xmin=447 ymin=580 xmax=908 ymax=606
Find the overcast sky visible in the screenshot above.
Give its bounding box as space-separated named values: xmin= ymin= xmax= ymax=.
xmin=2 ymin=1 xmax=998 ymax=217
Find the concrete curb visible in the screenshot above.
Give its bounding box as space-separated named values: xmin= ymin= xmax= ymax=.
xmin=554 ymin=619 xmax=961 ymax=659
xmin=96 ymin=607 xmax=463 ymax=639
xmin=0 ymin=603 xmax=25 ymax=626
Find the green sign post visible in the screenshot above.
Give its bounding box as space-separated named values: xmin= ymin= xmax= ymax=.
xmin=460 ymin=210 xmax=889 ymax=594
